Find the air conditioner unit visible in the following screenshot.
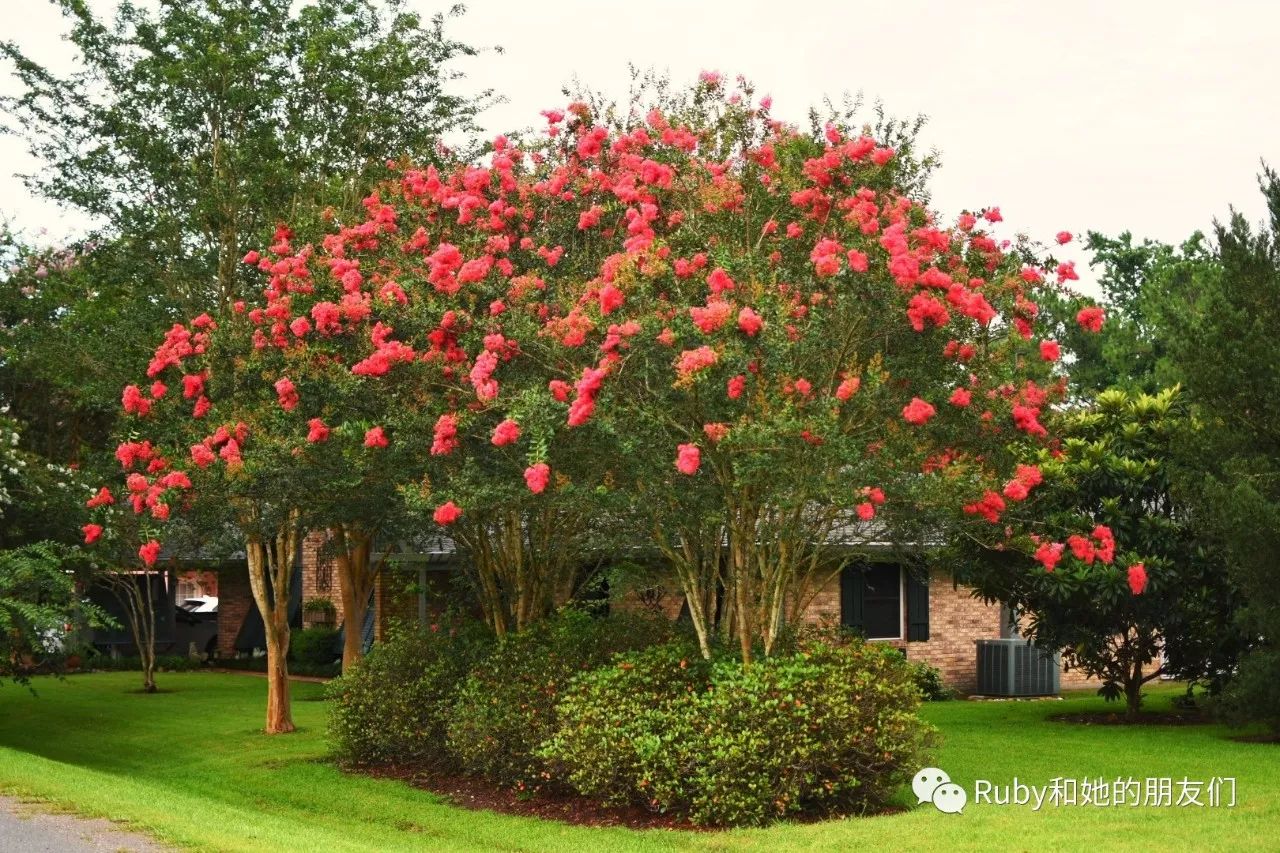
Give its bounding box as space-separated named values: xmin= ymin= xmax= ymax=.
xmin=976 ymin=639 xmax=1061 ymax=696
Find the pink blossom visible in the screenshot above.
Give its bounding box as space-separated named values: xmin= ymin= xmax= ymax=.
xmin=524 ymin=463 xmax=551 ymax=494
xmin=492 ymin=419 xmax=521 ymax=446
xmin=364 ymin=426 xmax=388 ymax=448
xmin=902 ymin=397 xmax=936 ymax=426
xmin=1127 ymin=563 xmax=1148 ymax=595
xmin=675 ymin=443 xmax=701 ymax=475
xmin=274 ymin=377 xmax=299 ymax=411
xmin=431 ymin=415 xmax=458 ymax=455
xmin=139 ymin=540 xmax=161 ymax=567
xmin=433 ymin=501 xmax=463 ymax=525
xmin=307 ymin=419 xmax=330 ymax=443
xmin=737 ymin=306 xmax=764 ymax=337
xmin=1076 ymin=306 xmax=1105 ymax=332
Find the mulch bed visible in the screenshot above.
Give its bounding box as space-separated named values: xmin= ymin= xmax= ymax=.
xmin=361 ymin=766 xmax=705 ymax=831
xmin=1049 ymin=710 xmax=1209 ymax=726
xmin=354 ymin=765 xmax=902 ymax=831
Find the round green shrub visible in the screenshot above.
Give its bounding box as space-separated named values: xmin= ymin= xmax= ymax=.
xmin=289 ymin=627 xmax=340 ymax=667
xmin=542 ymin=636 xmax=937 ymax=826
xmin=327 ymin=620 xmax=493 ymax=769
xmin=445 ymin=608 xmax=675 ymax=790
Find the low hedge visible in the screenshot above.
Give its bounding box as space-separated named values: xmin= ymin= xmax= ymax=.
xmin=216 ymin=657 xmax=341 ymax=679
xmin=541 ymin=636 xmax=937 ymax=826
xmin=86 ymin=655 xmax=203 ymax=672
xmin=291 ymin=627 xmax=340 ymax=667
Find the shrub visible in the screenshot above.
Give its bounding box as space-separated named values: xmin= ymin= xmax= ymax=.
xmin=328 ymin=620 xmax=493 ymax=769
xmin=87 ymin=654 xmax=201 ymax=672
xmin=216 ymin=657 xmax=341 ymax=678
xmin=542 ymin=636 xmax=936 ymax=826
xmin=290 ymin=627 xmax=340 ymax=667
xmin=906 ymin=660 xmax=954 ymax=701
xmin=445 ymin=608 xmax=674 ymax=789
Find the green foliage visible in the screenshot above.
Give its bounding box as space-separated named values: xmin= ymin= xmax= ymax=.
xmin=954 ymin=387 xmax=1241 ymax=714
xmin=445 ymin=609 xmax=675 ymax=789
xmin=86 ymin=654 xmax=202 ymax=673
xmin=1154 ymin=166 xmax=1280 ymax=733
xmin=0 ymin=542 xmax=109 ymax=683
xmin=328 ymin=621 xmax=494 ymax=768
xmin=1037 ymin=231 xmax=1214 ymax=397
xmin=542 ymin=636 xmax=935 ymax=826
xmin=290 ymin=627 xmax=340 ymax=667
xmin=905 ymin=659 xmax=954 ymax=701
xmin=0 ymin=0 xmax=492 ymax=313
xmin=302 ymin=598 xmax=337 ymax=615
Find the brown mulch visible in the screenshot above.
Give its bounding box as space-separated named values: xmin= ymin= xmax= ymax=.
xmin=353 ymin=765 xmax=903 ymax=831
xmin=361 ymin=766 xmax=705 ymax=831
xmin=1049 ymin=710 xmax=1209 ymax=726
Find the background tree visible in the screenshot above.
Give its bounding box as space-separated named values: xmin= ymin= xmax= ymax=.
xmin=1 ymin=0 xmax=492 ymax=314
xmin=1155 ymin=166 xmax=1280 ymax=735
xmin=0 ymin=543 xmax=107 ymax=684
xmin=953 ymin=388 xmax=1239 ymax=718
xmin=1037 ymin=230 xmax=1213 ymax=397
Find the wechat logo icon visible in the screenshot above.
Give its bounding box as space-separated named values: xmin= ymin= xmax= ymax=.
xmin=914 ymin=767 xmax=967 ymax=814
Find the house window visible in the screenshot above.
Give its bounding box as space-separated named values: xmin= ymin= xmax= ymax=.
xmin=841 ymin=563 xmax=931 ymax=642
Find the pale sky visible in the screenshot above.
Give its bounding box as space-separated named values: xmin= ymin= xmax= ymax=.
xmin=4 ymin=0 xmax=1278 ymax=295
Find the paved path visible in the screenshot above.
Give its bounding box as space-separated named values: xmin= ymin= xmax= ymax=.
xmin=0 ymin=796 xmax=168 ymax=851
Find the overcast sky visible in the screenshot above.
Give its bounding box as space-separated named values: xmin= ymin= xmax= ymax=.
xmin=3 ymin=0 xmax=1277 ymax=294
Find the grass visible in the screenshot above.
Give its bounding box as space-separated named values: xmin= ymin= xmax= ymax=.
xmin=0 ymin=673 xmax=1274 ymax=852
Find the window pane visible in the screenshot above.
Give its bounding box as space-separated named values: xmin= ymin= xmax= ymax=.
xmin=862 ymin=564 xmax=901 ymax=639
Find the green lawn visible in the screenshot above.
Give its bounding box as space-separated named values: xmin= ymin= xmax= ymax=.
xmin=0 ymin=673 xmax=1273 ymax=852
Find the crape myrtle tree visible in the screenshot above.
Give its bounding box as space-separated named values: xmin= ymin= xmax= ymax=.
xmin=84 ymin=190 xmax=609 ymax=725
xmin=242 ymin=73 xmax=1106 ymax=662
xmin=953 ymin=387 xmax=1241 ymax=718
xmin=509 ymin=74 xmax=1108 ymax=663
xmin=238 ymin=195 xmax=626 ymax=641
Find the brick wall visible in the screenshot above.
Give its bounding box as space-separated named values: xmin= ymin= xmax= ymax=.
xmin=797 ymin=569 xmax=1004 ymax=692
xmin=215 ymin=564 xmax=253 ymax=659
xmin=299 ymin=530 xmax=343 ymax=626
xmin=615 ymin=565 xmax=1093 ymax=693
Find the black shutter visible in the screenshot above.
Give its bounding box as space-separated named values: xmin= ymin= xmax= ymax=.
xmin=841 ymin=566 xmax=864 ymax=634
xmin=906 ymin=569 xmax=930 ymax=642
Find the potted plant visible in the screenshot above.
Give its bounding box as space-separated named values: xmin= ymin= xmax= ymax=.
xmin=302 ymin=597 xmax=337 ymax=628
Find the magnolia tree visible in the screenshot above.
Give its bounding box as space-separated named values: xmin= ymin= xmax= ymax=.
xmin=953 ymin=388 xmax=1237 ymax=717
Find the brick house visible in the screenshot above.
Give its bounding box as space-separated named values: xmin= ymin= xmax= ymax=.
xmin=275 ymin=531 xmax=1092 ymax=694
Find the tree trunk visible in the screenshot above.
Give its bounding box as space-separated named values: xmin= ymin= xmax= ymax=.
xmin=107 ymin=570 xmax=160 ymax=694
xmin=243 ymin=512 xmax=301 ymax=735
xmin=331 ymin=525 xmax=378 ymax=673
xmin=1124 ymin=671 xmax=1143 ymax=720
